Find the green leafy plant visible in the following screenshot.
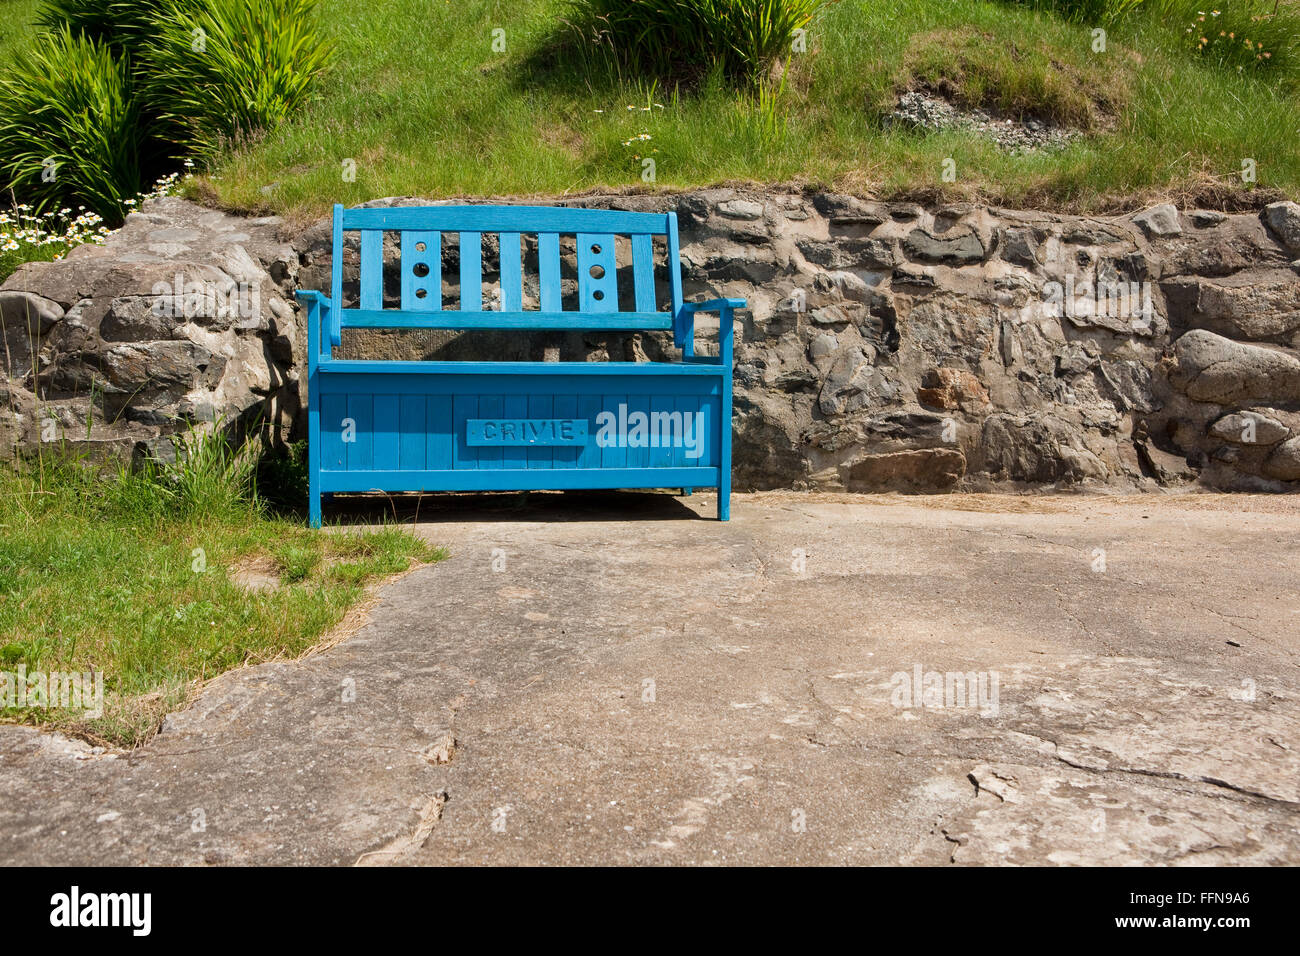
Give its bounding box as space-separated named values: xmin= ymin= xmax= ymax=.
xmin=564 ymin=0 xmax=826 ymax=86
xmin=1 ymin=0 xmax=333 ymax=219
xmin=0 ymin=28 xmax=148 ymax=220
xmin=35 ymin=0 xmax=176 ymax=55
xmin=144 ymin=0 xmax=335 ymax=154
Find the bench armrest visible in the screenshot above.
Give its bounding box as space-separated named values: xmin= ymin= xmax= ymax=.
xmin=296 ymin=290 xmax=340 ymax=353
xmin=678 ymin=298 xmax=746 ymax=315
xmin=675 ymin=298 xmax=744 ymax=362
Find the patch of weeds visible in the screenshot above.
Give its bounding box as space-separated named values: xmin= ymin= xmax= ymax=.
xmin=257 ymin=439 xmax=310 ymax=516
xmin=892 ymin=28 xmax=1130 ymax=131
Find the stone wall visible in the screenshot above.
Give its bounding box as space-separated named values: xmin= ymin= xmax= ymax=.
xmin=1 ymin=199 xmax=301 ymax=462
xmin=4 ymin=190 xmax=1300 ymax=493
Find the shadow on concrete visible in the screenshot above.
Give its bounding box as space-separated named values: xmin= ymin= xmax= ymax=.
xmin=321 ymin=489 xmax=708 ymax=525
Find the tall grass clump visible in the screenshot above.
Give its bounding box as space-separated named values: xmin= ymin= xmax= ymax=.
xmin=0 ymin=0 xmax=333 ymax=220
xmin=0 ymin=28 xmax=147 ymax=220
xmin=564 ymin=0 xmax=827 ymax=86
xmin=145 ymin=0 xmax=336 ymax=154
xmin=106 ymin=419 xmax=262 ymax=521
xmin=34 ymin=0 xmax=174 ymax=55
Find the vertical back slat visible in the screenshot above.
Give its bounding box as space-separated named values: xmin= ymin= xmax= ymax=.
xmin=330 ymin=204 xmax=344 ymax=313
xmin=577 ymin=232 xmax=617 ymax=313
xmin=459 ymin=231 xmax=482 ymax=311
xmin=632 ymin=234 xmax=656 ymax=313
xmin=400 ymin=231 xmax=440 ymax=311
xmin=667 ymin=213 xmax=686 ymax=351
xmin=499 ymin=232 xmax=522 ymax=312
xmin=360 ymin=230 xmax=383 ymax=310
xmin=666 ymin=214 xmax=683 ymax=312
xmin=538 ymin=233 xmax=561 ymax=312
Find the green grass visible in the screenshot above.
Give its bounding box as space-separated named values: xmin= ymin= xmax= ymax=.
xmin=0 ymin=440 xmax=444 ymax=747
xmin=174 ymin=0 xmax=1300 ymax=216
xmin=1 ymin=0 xmax=1296 ymax=214
xmin=0 ymin=0 xmax=44 ymax=61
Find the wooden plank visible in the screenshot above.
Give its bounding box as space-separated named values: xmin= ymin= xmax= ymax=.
xmin=499 ymin=232 xmax=522 ymax=312
xmin=477 ymin=394 xmax=504 ymax=468
xmin=427 ymin=395 xmax=453 ymax=470
xmin=459 ymin=232 xmax=482 ymax=311
xmin=320 ymin=394 xmax=347 ymax=470
xmin=320 ymin=466 xmax=718 ymax=494
xmin=399 ymin=394 xmax=426 ymax=470
xmin=343 ymin=205 xmax=670 ymax=235
xmin=666 ymin=212 xmax=684 ymax=314
xmin=400 ymin=231 xmax=440 ymax=311
xmin=452 ymin=394 xmax=476 ymax=470
xmin=576 ymin=394 xmax=601 ymax=469
xmin=526 ymin=393 xmax=553 ymax=469
xmin=337 ymin=309 xmax=669 ymax=331
xmin=577 ymin=232 xmax=618 ymax=313
xmin=538 ymin=233 xmax=561 ymax=312
xmin=502 ymin=394 xmax=528 ymax=470
xmin=671 ymin=394 xmax=696 ymax=469
xmin=647 ymin=394 xmax=674 ymax=469
xmin=346 ymin=393 xmax=373 ymax=471
xmin=373 ymin=394 xmax=400 ymax=472
xmin=360 ymin=230 xmax=383 ymax=311
xmin=552 ymin=395 xmax=577 ymax=469
xmin=625 ymin=394 xmax=650 ymax=468
xmin=601 ymin=393 xmax=627 ymax=469
xmin=330 ymin=204 xmax=343 ymax=314
xmin=667 ymin=212 xmax=686 ymax=352
xmin=317 ymin=365 xmax=725 ymax=387
xmin=631 ymin=233 xmax=656 ymax=313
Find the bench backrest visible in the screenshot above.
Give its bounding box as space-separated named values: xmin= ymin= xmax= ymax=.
xmin=331 ymin=204 xmax=684 ymax=335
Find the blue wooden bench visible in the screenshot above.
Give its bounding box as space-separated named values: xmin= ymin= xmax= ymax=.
xmin=295 ymin=204 xmax=743 ymax=527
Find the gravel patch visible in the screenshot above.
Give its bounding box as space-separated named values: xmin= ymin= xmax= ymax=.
xmin=888 ymin=90 xmax=1081 ymax=154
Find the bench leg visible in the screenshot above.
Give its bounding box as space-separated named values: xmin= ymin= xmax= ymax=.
xmin=681 ymin=487 xmax=693 ymax=496
xmin=718 ymin=484 xmax=730 ymax=521
xmin=309 ymin=466 xmax=322 ymax=528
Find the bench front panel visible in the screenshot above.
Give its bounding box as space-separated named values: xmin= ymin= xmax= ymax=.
xmin=314 ymin=370 xmax=721 ymax=492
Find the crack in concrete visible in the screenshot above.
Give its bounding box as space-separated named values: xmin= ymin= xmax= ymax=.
xmin=1011 ymin=729 xmax=1300 ymax=810
xmin=353 ymin=790 xmax=449 ymax=866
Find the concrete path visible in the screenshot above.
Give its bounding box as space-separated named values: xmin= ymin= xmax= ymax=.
xmin=3 ymin=491 xmax=1299 ymax=865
